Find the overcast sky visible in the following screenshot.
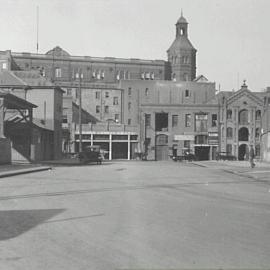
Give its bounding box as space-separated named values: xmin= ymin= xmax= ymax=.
xmin=0 ymin=0 xmax=269 ymax=92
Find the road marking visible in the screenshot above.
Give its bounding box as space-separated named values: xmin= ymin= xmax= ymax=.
xmin=247 ymin=170 xmax=270 ymax=174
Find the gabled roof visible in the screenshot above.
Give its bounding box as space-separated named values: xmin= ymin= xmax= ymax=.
xmin=227 ymin=87 xmax=264 ymax=106
xmin=0 ymin=91 xmax=36 ymax=109
xmin=13 ymin=71 xmax=54 ymax=87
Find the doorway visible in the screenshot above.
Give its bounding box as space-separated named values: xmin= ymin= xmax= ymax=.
xmin=238 ymin=144 xmax=248 ymax=160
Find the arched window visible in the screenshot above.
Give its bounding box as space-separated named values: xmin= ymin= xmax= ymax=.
xmin=226 ymin=127 xmax=233 ymax=138
xmin=255 ymin=110 xmax=261 ymax=120
xmin=239 ymin=109 xmax=248 ymax=125
xmin=227 ymin=109 xmax=232 ymax=119
xmin=238 ymin=127 xmax=249 ymax=141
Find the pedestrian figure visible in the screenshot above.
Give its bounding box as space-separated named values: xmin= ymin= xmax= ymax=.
xmin=249 ymin=145 xmax=255 ymax=168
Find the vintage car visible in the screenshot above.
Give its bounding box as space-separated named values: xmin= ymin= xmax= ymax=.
xmin=216 ymin=152 xmax=236 ymax=161
xmin=172 ymin=152 xmax=196 ymax=162
xmin=78 ymin=145 xmax=103 ymax=164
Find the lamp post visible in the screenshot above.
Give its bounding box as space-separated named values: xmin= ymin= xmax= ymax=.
xmin=76 ymin=69 xmax=83 ymax=152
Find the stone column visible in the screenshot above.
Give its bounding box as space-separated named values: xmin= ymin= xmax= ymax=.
xmin=109 ymin=133 xmax=112 ymax=160
xmin=0 ymin=98 xmax=4 ymax=138
xmin=127 ymin=133 xmax=130 ymax=160
xmin=90 ymin=133 xmax=93 ymax=146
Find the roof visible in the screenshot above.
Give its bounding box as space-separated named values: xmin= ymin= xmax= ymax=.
xmin=167 ymin=35 xmax=196 ymax=52
xmin=0 ymin=92 xmax=37 ymax=109
xmin=176 ymin=15 xmax=188 ymax=24
xmin=0 ymin=71 xmax=27 ymax=86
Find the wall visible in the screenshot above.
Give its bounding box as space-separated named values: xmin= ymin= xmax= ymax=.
xmin=262 ymin=132 xmax=270 ymax=162
xmin=0 ymin=138 xmax=11 ymax=164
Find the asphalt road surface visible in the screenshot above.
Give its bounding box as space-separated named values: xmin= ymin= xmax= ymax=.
xmin=0 ymin=161 xmax=269 ymax=270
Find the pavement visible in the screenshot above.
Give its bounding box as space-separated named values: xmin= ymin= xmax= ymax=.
xmin=0 ymin=163 xmax=51 ymax=178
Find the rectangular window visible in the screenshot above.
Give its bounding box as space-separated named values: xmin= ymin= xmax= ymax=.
xmin=96 ymin=91 xmax=101 ymax=99
xmin=195 ymin=114 xmax=208 ymax=132
xmin=172 ymin=115 xmax=178 ymax=127
xmin=145 ymin=114 xmax=151 ymax=127
xmin=104 ymin=106 xmax=109 ymax=113
xmin=185 ymin=114 xmax=191 ymax=127
xmin=115 ymin=114 xmax=119 ymax=123
xmin=128 ymin=102 xmax=131 ymax=111
xmin=185 ymin=89 xmax=190 ymax=97
xmin=145 ymin=88 xmax=149 ymax=96
xmin=96 ymin=105 xmax=100 ymax=113
xmin=128 ymin=119 xmax=131 ymax=125
xmin=212 ymin=114 xmax=217 ymax=127
xmin=184 ymin=140 xmax=190 ymax=149
xmin=105 ymin=92 xmax=109 ymax=98
xmin=62 ymin=114 xmax=68 ymax=124
xmin=113 ymin=97 xmax=118 ymax=105
xmin=2 ymin=62 xmax=7 ymax=69
xmin=55 ymin=67 xmax=61 ymax=78
xmin=128 ymin=87 xmax=132 ymax=96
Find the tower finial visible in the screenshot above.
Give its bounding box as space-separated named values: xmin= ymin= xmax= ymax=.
xmin=181 ymin=8 xmax=183 ymax=17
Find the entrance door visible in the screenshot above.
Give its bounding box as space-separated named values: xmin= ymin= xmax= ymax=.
xmin=238 ymin=144 xmax=248 ymax=160
xmin=155 ymin=134 xmax=168 ymax=161
xmin=195 ymin=146 xmax=210 ymax=161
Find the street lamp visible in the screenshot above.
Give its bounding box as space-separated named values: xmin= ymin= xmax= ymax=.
xmin=75 ymin=69 xmax=83 ymax=152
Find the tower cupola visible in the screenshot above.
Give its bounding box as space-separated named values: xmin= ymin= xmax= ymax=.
xmin=176 ymin=11 xmax=188 ymax=38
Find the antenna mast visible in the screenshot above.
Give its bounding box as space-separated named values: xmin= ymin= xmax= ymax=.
xmin=36 ymin=6 xmax=39 ymax=53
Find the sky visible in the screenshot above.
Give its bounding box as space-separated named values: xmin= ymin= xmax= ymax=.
xmin=0 ymin=0 xmax=270 ymax=92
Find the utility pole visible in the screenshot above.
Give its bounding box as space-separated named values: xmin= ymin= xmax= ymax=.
xmin=76 ymin=69 xmax=83 ymax=152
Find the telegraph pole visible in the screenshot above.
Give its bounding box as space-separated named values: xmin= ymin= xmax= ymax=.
xmin=76 ymin=69 xmax=83 ymax=152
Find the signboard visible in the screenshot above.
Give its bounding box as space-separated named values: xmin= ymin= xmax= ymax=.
xmin=174 ymin=135 xmax=194 ymax=141
xmin=208 ymin=132 xmax=219 ymax=145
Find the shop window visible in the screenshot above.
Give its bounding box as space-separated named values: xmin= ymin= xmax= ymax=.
xmin=184 ymin=140 xmax=190 ymax=149
xmin=195 ymin=135 xmax=207 ymax=144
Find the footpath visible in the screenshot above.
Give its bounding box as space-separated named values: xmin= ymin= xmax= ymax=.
xmin=192 ymin=160 xmax=270 ymax=181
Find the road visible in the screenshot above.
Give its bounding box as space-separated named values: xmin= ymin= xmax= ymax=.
xmin=0 ymin=161 xmax=269 ymax=270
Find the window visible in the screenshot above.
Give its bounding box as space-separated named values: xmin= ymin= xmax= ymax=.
xmin=2 ymin=62 xmax=7 ymax=69
xmin=195 ymin=114 xmax=208 ymax=132
xmin=226 ymin=144 xmax=232 ymax=155
xmin=185 ymin=89 xmax=190 ymax=97
xmin=239 ymin=109 xmax=248 ymax=125
xmin=95 ymin=91 xmax=100 ymax=99
xmin=212 ymin=114 xmax=217 ymax=127
xmin=55 ymin=67 xmax=61 ymax=78
xmin=67 ymin=88 xmax=72 ymax=96
xmin=150 ymin=72 xmax=155 ymax=80
xmin=255 ymin=110 xmax=261 ymax=120
xmin=255 ymin=145 xmax=260 ymax=156
xmin=105 ymin=92 xmax=109 ymax=98
xmin=145 ymin=114 xmax=151 ymax=127
xmin=128 ymin=87 xmax=132 ymax=96
xmin=227 ymin=110 xmax=232 ymax=119
xmin=128 ymin=102 xmax=131 ymax=111
xmin=62 ymin=114 xmax=68 ymax=124
xmin=145 ymin=88 xmax=149 ymax=96
xmin=96 ymin=105 xmax=100 ymax=113
xmin=227 ymin=127 xmax=233 ymax=138
xmin=185 ymin=114 xmax=191 ymax=127
xmin=115 ymin=114 xmax=119 ymax=123
xmin=113 ymin=97 xmax=118 ymax=105
xmin=195 ymin=135 xmax=207 ymax=144
xmin=104 ymin=106 xmax=109 ymax=113
xmin=255 ymin=128 xmax=260 ymax=138
xmin=172 ymin=115 xmax=178 ymax=127
xmin=184 ymin=140 xmax=190 ymax=149
xmin=128 ymin=119 xmax=131 ymax=125
xmin=101 ymin=70 xmax=105 ymax=79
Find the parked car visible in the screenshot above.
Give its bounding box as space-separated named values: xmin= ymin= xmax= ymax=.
xmin=216 ymin=152 xmax=236 ymax=161
xmin=78 ymin=145 xmax=103 ymax=164
xmin=172 ymin=152 xmax=196 ymax=162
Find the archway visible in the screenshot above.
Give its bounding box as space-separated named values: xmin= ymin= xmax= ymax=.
xmin=238 ymin=127 xmax=249 ymax=141
xmin=238 ymin=144 xmax=248 ymax=160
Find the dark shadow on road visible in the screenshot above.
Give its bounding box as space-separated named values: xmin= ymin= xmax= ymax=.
xmin=0 ymin=209 xmax=65 ymax=240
